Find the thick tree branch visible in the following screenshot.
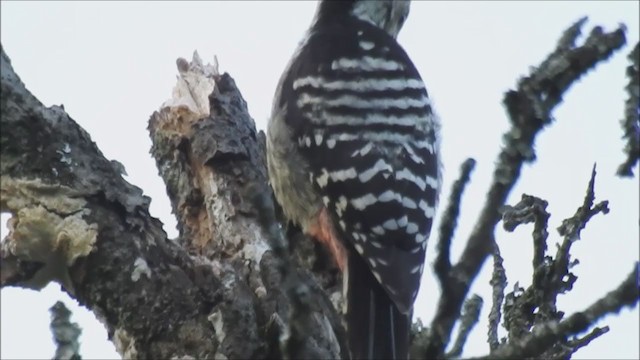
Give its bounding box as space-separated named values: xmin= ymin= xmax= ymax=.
xmin=424 ymin=18 xmax=627 ymax=358
xmin=249 ymin=184 xmax=323 ymax=359
xmin=1 ymin=44 xmax=221 ymax=358
xmin=1 ymin=46 xmax=345 ymax=359
xmin=148 ymin=53 xmax=346 ymax=359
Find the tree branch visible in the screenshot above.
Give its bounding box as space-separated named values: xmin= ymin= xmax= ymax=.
xmin=617 ymin=41 xmax=639 ymax=177
xmin=148 ymin=52 xmax=347 ymax=359
xmin=249 ymin=184 xmax=327 ymax=359
xmin=434 ymin=158 xmax=476 ymax=287
xmin=501 ymin=194 xmax=550 ymax=271
xmin=424 ymin=18 xmax=627 ymax=358
xmin=1 ymin=46 xmax=345 ymax=359
xmin=552 ymin=165 xmax=609 ymax=305
xmin=1 ymin=44 xmax=220 ymax=358
xmin=49 ymin=301 xmax=82 ymax=360
xmin=446 ymin=294 xmax=483 ymax=358
xmin=499 ymin=166 xmax=609 ymax=348
xmin=474 ymin=263 xmax=639 ymax=359
xmin=487 ymin=242 xmax=507 ymax=352
xmin=488 ymin=161 xmax=629 ymax=360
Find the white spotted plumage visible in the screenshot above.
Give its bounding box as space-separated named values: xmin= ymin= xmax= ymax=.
xmin=331 ymin=56 xmax=405 ymax=71
xmin=293 ymin=76 xmax=426 ymax=92
xmin=358 ymin=159 xmax=394 ymax=183
xmin=297 ymin=93 xmax=429 ymax=110
xmin=359 ymin=40 xmax=375 ymax=50
xmin=266 ymin=3 xmax=441 ymax=353
xmin=281 ymin=34 xmax=441 ymax=311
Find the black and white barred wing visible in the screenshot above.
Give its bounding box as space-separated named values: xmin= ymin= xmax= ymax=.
xmin=282 ymin=23 xmax=440 ymax=313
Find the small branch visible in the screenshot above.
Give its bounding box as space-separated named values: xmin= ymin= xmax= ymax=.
xmin=501 ymin=194 xmax=550 ymax=270
xmin=554 ymin=164 xmax=609 ymax=300
xmin=475 ymin=263 xmax=639 ymax=359
xmin=434 ymin=158 xmax=476 ymax=286
xmin=502 ymin=281 xmax=532 ymax=342
xmin=424 ymin=19 xmax=626 ymax=358
xmin=500 ymin=193 xmax=555 ymax=328
xmin=487 ymin=242 xmax=507 ymax=351
xmin=540 ymin=326 xmax=609 ymax=359
xmin=555 ymin=17 xmax=589 ymax=50
xmin=446 ymin=294 xmax=483 ymax=358
xmin=49 ymin=301 xmax=82 ymax=360
xmin=499 ymin=166 xmax=610 ymax=350
xmin=565 ymin=326 xmax=609 ymax=355
xmin=617 ymin=41 xmax=639 ymax=177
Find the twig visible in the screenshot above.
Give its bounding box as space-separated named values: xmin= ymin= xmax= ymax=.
xmin=541 ymin=326 xmax=609 ymax=359
xmin=554 ymin=164 xmax=609 ymax=299
xmin=487 ymin=242 xmax=507 ymax=351
xmin=500 ymin=193 xmax=555 ymax=328
xmin=474 ymin=263 xmax=639 ymax=359
xmin=501 ymin=194 xmax=550 ymax=270
xmin=565 ymin=326 xmax=609 ymax=355
xmin=500 ymin=166 xmax=609 ymax=348
xmin=617 ymin=41 xmax=639 ymax=177
xmin=424 ymin=19 xmax=626 ymax=358
xmin=502 ymin=281 xmax=532 ymax=341
xmin=49 ymin=301 xmax=82 ymax=360
xmin=434 ymin=158 xmax=476 ymax=286
xmin=555 ymin=17 xmax=588 ymax=51
xmin=446 ymin=294 xmax=483 ymax=358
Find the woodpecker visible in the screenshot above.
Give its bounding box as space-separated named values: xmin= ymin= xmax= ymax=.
xmin=267 ymin=1 xmax=441 ymax=358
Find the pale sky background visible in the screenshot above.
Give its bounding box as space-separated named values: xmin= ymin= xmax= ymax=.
xmin=1 ymin=1 xmax=638 ymax=359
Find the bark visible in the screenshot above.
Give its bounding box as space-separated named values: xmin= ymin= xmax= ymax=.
xmin=1 ymin=46 xmax=345 ymax=359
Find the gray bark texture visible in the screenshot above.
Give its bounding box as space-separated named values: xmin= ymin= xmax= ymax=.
xmin=1 ymin=46 xmax=346 ymax=359
xmin=50 ymin=301 xmax=82 ymax=360
xmin=1 ymin=17 xmax=638 ymax=360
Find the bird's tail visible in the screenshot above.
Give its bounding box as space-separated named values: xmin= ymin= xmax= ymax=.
xmin=345 ymin=251 xmax=411 ymax=360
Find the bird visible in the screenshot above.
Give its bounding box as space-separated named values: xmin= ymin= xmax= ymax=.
xmin=266 ymin=1 xmax=441 ymax=358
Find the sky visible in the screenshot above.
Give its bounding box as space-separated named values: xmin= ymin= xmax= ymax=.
xmin=1 ymin=1 xmax=638 ymax=359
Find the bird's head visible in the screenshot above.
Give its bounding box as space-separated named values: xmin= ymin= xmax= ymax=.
xmin=314 ymin=0 xmax=411 ymax=39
